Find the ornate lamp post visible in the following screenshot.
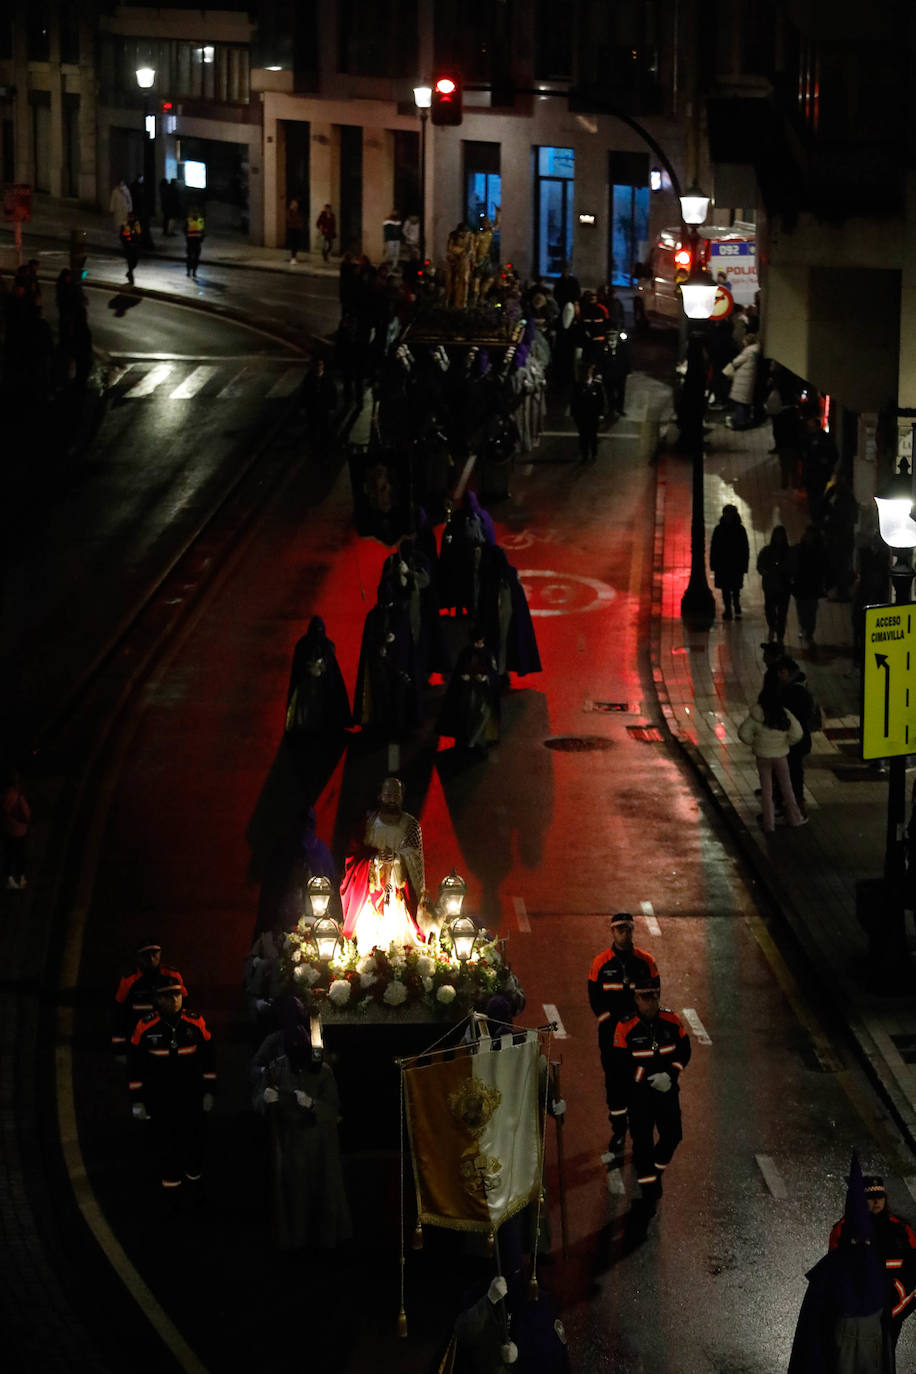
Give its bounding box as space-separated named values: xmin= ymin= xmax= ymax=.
xmin=676 ymin=181 xmax=717 ymax=631
xmin=871 ymin=455 xmax=916 ymax=989
xmin=437 ymin=869 xmax=467 ymax=920
xmin=307 ymin=874 xmax=332 ymax=922
xmin=135 ymin=66 xmax=157 ymax=247
xmin=413 ymin=84 xmax=432 ymax=272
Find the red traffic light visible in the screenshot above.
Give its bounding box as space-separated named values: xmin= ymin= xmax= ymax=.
xmin=431 ymin=73 xmax=462 ymax=126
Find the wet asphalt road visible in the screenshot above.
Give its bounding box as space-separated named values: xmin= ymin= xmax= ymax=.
xmin=54 ymin=339 xmax=916 ymax=1371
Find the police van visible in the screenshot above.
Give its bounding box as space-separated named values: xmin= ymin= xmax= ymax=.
xmin=633 ymin=222 xmax=757 ymax=327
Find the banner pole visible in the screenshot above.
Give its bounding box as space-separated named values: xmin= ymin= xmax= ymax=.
xmin=551 ymin=1058 xmax=569 ymax=1261
xmin=398 ymin=1064 xmax=408 ymax=1338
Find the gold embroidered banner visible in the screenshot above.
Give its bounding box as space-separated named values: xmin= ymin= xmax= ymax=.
xmin=404 ymin=1033 xmax=542 ymax=1232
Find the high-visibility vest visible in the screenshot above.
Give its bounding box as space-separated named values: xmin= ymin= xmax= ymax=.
xmin=186 ymin=216 xmax=204 ymax=238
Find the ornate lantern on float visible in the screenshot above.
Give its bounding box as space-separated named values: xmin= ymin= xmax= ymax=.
xmin=313 ymin=915 xmax=341 ymax=963
xmin=437 ymin=869 xmax=467 ymax=920
xmin=447 ymin=913 xmax=478 ymax=963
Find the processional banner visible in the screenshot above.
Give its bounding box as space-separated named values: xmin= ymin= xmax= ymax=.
xmin=404 ymin=1031 xmax=542 ymax=1233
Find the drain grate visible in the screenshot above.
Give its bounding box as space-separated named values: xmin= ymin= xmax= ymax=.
xmin=626 ymin=725 xmax=665 ymax=743
xmin=891 ymin=1033 xmax=916 ymax=1065
xmin=592 ymin=701 xmax=630 ymax=713
xmin=544 ymin=736 xmax=614 ymax=752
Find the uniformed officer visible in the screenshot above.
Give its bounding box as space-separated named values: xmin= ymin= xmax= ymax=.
xmin=609 ymin=978 xmax=690 ymax=1213
xmin=128 ymin=979 xmax=216 ymax=1200
xmin=184 ymin=206 xmax=205 ymax=279
xmin=829 ymin=1173 xmax=916 ymax=1346
xmin=587 ymin=913 xmax=659 ymax=1158
xmin=119 ymin=212 xmax=142 ymax=286
xmin=112 ymin=938 xmax=188 ymax=1054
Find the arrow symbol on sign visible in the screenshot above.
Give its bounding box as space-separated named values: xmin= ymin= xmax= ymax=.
xmin=875 ymin=653 xmax=891 ymax=736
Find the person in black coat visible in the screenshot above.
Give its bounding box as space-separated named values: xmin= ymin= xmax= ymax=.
xmin=286 ymin=616 xmax=352 ymax=736
xmin=571 ymin=362 xmax=607 ymax=463
xmin=709 ymin=504 xmax=750 ymax=621
xmin=792 ymin=524 xmax=830 ymax=650
xmin=438 ymin=629 xmax=501 ymax=754
xmin=352 ymin=580 xmax=419 ymax=737
xmin=479 ymin=546 xmax=542 ymax=680
xmin=766 ymin=655 xmax=814 ymax=816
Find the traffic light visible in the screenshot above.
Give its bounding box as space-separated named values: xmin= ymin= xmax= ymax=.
xmin=431 ymin=74 xmax=462 ymax=126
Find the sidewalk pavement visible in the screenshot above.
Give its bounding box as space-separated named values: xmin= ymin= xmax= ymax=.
xmin=0 ymin=192 xmax=339 ymax=280
xmin=652 ymin=415 xmax=916 ymax=1148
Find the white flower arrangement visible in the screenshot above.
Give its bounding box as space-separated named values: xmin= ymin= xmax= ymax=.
xmin=293 ymin=965 xmax=308 ymax=981
xmin=357 ymin=953 xmax=377 ymax=975
xmin=290 ymin=948 xmax=303 ymax=964
xmin=436 ymin=984 xmax=457 ymax=1005
xmin=360 ymin=971 xmax=378 ymax=989
xmin=389 ymin=950 xmax=407 ymax=968
xmin=422 ymin=976 xmax=434 ymax=992
xmin=383 ymin=980 xmax=409 ymax=1006
xmin=416 ymin=955 xmax=436 ymax=978
xmin=328 ymin=979 xmax=352 ymax=1007
xmin=303 ymin=965 xmax=321 ymax=986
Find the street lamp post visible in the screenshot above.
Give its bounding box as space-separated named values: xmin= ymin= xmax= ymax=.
xmin=136 ymin=66 xmax=157 ymax=248
xmin=413 ymin=85 xmax=431 ymax=275
xmin=872 ymin=453 xmax=916 ymax=988
xmin=676 ymin=184 xmax=717 ymax=631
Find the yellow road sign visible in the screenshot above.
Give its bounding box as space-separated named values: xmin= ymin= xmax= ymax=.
xmin=862 ymin=603 xmax=916 ymax=759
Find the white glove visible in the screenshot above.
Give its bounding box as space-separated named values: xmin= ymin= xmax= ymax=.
xmin=131 ymin=1102 xmax=148 ymax=1121
xmin=647 ymin=1072 xmax=672 ymax=1093
xmin=202 ymin=1093 xmax=214 ymax=1113
xmin=294 ymin=1090 xmax=313 ymax=1109
xmin=262 ymin=1086 xmax=279 ymax=1105
xmin=488 ymin=1275 xmax=508 ymax=1304
xmin=500 ymin=1342 xmax=518 ymax=1365
xmin=552 ymin=1098 xmax=566 ymax=1118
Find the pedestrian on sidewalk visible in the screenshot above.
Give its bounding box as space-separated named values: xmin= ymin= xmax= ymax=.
xmin=571 ymin=361 xmax=606 ymax=462
xmin=609 ymin=978 xmax=691 ymax=1217
xmin=587 ymin=913 xmax=660 ymax=1163
xmin=183 ymin=205 xmax=205 ymax=279
xmin=286 ymin=198 xmax=305 ymax=265
xmin=801 ymin=409 xmax=838 ymax=522
xmin=316 ymin=203 xmax=336 ymax=261
xmin=722 ymin=333 xmax=761 ymax=430
xmin=757 ymin=525 xmax=794 ymax=647
xmin=821 ymin=470 xmax=858 ymax=601
xmin=402 ymin=212 xmax=420 ymax=262
xmin=709 ymin=503 xmax=750 ymax=621
xmin=382 ymin=209 xmax=403 ymax=266
xmin=792 ymin=524 xmax=829 ymax=652
xmin=109 ymin=176 xmax=132 ymax=233
xmin=738 ymin=680 xmax=807 ymax=832
xmin=119 ymin=211 xmax=142 ymax=286
xmin=1 ymin=767 xmax=31 ymax=890
xmin=768 ymin=655 xmax=815 ymax=816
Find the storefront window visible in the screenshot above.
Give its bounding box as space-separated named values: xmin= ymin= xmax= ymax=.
xmin=535 ymin=146 xmax=574 ymax=278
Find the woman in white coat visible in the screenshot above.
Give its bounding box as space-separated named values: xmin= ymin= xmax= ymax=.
xmin=723 ymin=332 xmax=761 ymax=431
xmin=738 ymin=681 xmax=809 ymax=833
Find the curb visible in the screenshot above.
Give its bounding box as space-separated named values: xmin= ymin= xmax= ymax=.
xmin=648 ymin=463 xmax=916 ymax=1154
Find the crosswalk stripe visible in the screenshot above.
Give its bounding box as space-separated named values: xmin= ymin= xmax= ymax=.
xmin=124 ymin=363 xmax=174 ymax=397
xmin=682 ymin=1007 xmax=712 ymax=1045
xmin=640 ymin=900 xmax=661 ymax=936
xmin=216 ymin=367 xmax=256 ymax=398
xmin=755 ymin=1154 xmax=787 ymax=1199
xmin=168 ymin=365 xmax=219 ymax=399
xmin=265 ymin=366 xmax=304 ymax=399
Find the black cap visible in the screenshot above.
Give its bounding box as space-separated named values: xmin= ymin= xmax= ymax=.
xmin=154 ymin=977 xmax=184 ymax=996
xmin=633 ymin=976 xmax=661 ymax=995
xmin=136 ymin=938 xmax=161 ymax=954
xmin=610 ymin=912 xmax=635 ymax=928
xmin=862 ymin=1175 xmax=886 ymax=1196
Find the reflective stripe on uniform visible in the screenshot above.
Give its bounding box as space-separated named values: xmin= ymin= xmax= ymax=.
xmin=634 ymin=1066 xmax=645 ymax=1083
xmin=597 ymin=1012 xmax=611 ymax=1023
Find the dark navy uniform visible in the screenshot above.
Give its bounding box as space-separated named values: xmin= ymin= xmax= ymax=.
xmin=587 ymin=941 xmax=659 ymax=1115
xmin=610 ymin=1005 xmax=690 ymax=1200
xmin=129 ymin=1002 xmax=215 ymax=1191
